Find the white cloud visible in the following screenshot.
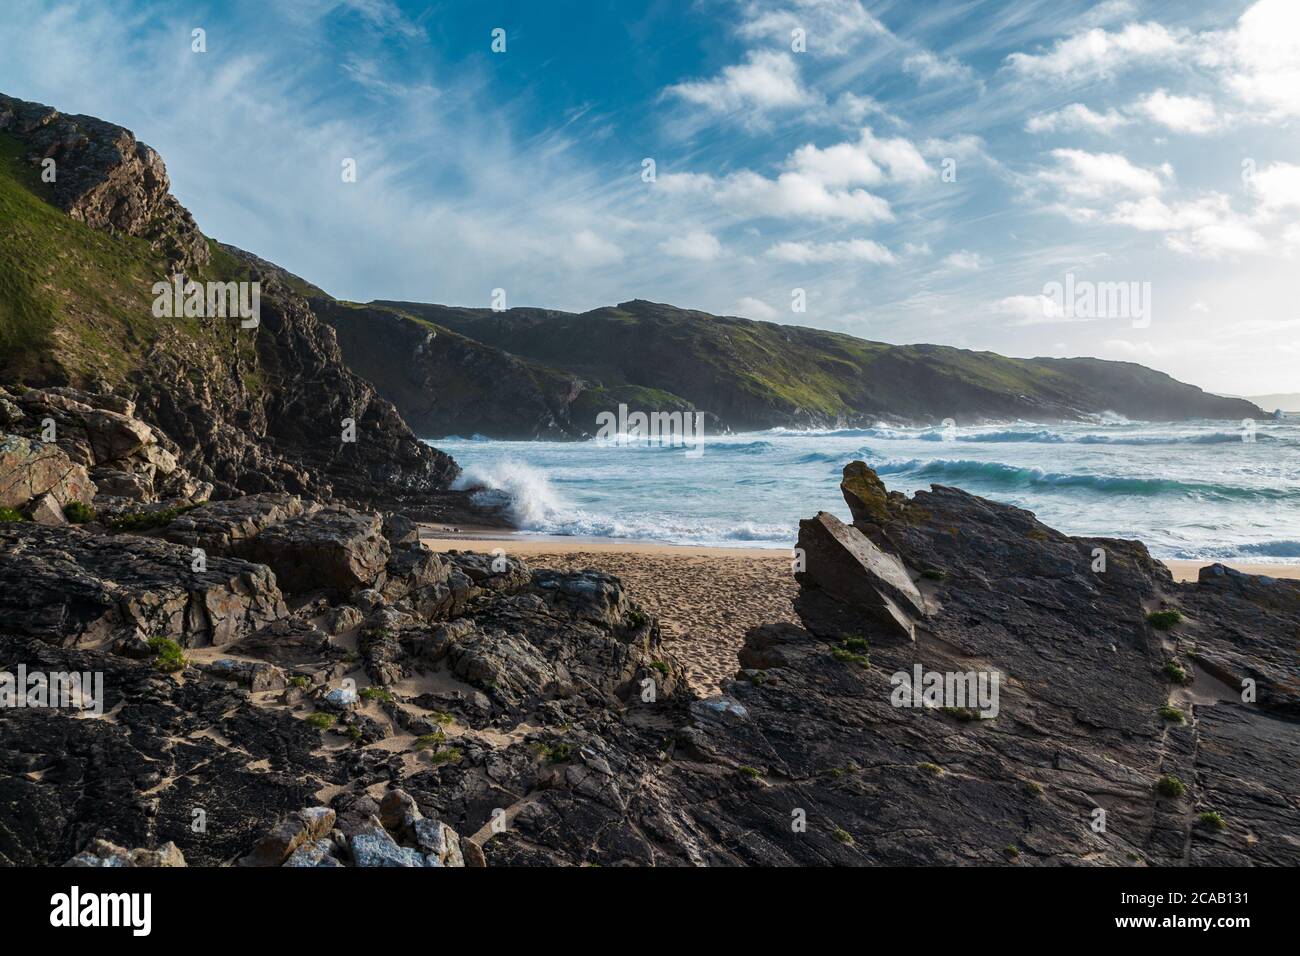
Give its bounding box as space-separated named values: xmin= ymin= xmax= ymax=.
xmin=786 ymin=127 xmax=930 ymax=186
xmin=1038 ymin=148 xmax=1168 ymax=200
xmin=902 ymin=50 xmax=975 ymax=84
xmin=1250 ymin=161 xmax=1300 ymax=212
xmin=1218 ymin=0 xmax=1300 ymax=118
xmin=1004 ymin=22 xmax=1184 ymax=81
xmin=1107 ymin=194 xmax=1267 ymax=258
xmin=942 ymin=250 xmax=984 ymax=270
xmin=1026 ymin=103 xmax=1131 ymax=134
xmin=1133 ymin=89 xmax=1221 ymax=133
xmin=993 ymin=294 xmax=1065 ymax=324
xmin=659 ymin=231 xmax=723 ymax=261
xmin=660 ymin=169 xmax=893 ymax=224
xmin=767 ymin=239 xmax=896 ymax=264
xmin=735 ymin=296 xmax=778 ymax=320
xmin=665 ymin=50 xmax=813 ymax=119
xmin=657 ymin=127 xmax=930 ymax=225
xmin=736 ymin=0 xmax=887 ymax=57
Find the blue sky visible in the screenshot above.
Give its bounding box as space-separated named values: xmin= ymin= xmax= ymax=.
xmin=1 ymin=0 xmax=1298 ymax=394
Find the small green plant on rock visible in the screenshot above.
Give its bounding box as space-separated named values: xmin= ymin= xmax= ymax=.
xmin=63 ymin=501 xmax=95 ymax=523
xmin=359 ymin=686 xmax=393 ymax=703
xmin=413 ymin=731 xmax=445 ymax=749
xmin=920 ymin=567 xmax=947 ymax=581
xmin=288 ymin=675 xmax=311 ymax=689
xmin=1162 ymin=660 xmax=1191 ymax=685
xmin=1158 ymin=704 xmax=1186 ymax=724
xmin=738 ymin=765 xmax=762 ymax=779
xmin=0 ymin=506 xmax=25 ymax=522
xmin=831 ymin=645 xmax=870 ymax=668
xmin=832 ymin=828 xmax=854 ymax=845
xmin=1198 ymin=811 xmax=1226 ymax=831
xmin=1147 ymin=609 xmax=1182 ymax=631
xmin=650 ymin=660 xmax=669 ymax=677
xmin=1155 ymin=775 xmax=1185 ymax=799
xmin=918 ymin=762 xmax=944 ymax=776
xmin=1005 ymin=844 xmax=1021 ymax=859
xmin=427 ymin=746 xmax=463 ymax=765
xmin=305 ymin=712 xmax=337 ymax=730
xmin=147 ymin=636 xmax=186 ymax=673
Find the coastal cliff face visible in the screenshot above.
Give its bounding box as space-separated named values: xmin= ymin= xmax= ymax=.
xmin=1 ymin=463 xmax=1294 ymax=866
xmin=0 ymin=92 xmax=457 ymax=511
xmin=348 ymin=298 xmax=1263 ymax=438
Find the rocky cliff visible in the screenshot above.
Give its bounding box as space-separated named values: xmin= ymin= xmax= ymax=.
xmin=1 ymin=463 xmax=1293 ymax=866
xmin=0 ymin=92 xmax=468 ymax=517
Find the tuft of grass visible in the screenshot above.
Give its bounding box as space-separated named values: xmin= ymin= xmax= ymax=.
xmin=918 ymin=762 xmax=944 ymax=777
xmin=831 ymin=645 xmax=871 ymax=668
xmin=1006 ymin=844 xmax=1021 ymax=859
xmin=627 ymin=609 xmax=648 ymax=628
xmin=305 ymin=712 xmax=337 ymax=730
xmin=344 ymin=724 xmax=363 ymax=742
xmin=147 ymin=636 xmax=185 ymax=673
xmin=0 ymin=506 xmax=24 ymax=522
xmin=429 ymin=710 xmax=454 ymax=726
xmin=1162 ymin=660 xmax=1191 ymax=685
xmin=359 ymin=686 xmax=394 ymax=703
xmin=1155 ymin=775 xmax=1185 ymax=799
xmin=62 ymin=501 xmax=95 ymax=523
xmin=832 ymin=828 xmax=854 ymax=845
xmin=1197 ymin=811 xmax=1226 ymax=831
xmin=649 ymin=660 xmax=669 ymax=677
xmin=413 ymin=731 xmax=445 ymax=750
xmin=1158 ymin=704 xmax=1186 ymax=724
xmin=920 ymin=568 xmax=947 ymax=581
xmin=1023 ymin=780 xmax=1044 ymax=797
xmin=842 ymin=636 xmax=870 ymax=653
xmin=108 ymin=504 xmax=197 ymax=533
xmin=288 ymin=675 xmax=311 ymax=689
xmin=1147 ymin=609 xmax=1182 ymax=631
xmin=427 ymin=746 xmax=463 ymax=765
xmin=738 ymin=765 xmax=762 ymax=779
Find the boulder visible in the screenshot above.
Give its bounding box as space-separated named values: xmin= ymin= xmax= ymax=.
xmin=66 ymin=839 xmax=187 ymax=867
xmin=245 ymin=508 xmax=390 ymax=596
xmin=239 ymin=807 xmax=337 ymax=867
xmin=0 ymin=434 xmax=95 ymax=511
xmin=795 ymin=511 xmax=925 ymax=640
xmin=164 ymin=493 xmax=317 ymax=553
xmin=0 ymin=523 xmax=287 ymax=647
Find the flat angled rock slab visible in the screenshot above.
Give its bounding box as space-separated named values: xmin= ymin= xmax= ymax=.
xmin=796 ymin=511 xmax=925 ymax=640
xmin=0 ymin=523 xmax=287 ymax=647
xmin=0 ymin=434 xmax=95 ymax=510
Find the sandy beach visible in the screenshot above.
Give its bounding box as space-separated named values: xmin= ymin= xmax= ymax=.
xmin=422 ymin=528 xmax=1299 ymax=693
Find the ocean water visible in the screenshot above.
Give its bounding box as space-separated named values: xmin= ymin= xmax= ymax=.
xmin=428 ymin=417 xmax=1300 ymax=563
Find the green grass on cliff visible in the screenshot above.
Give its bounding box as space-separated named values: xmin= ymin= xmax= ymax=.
xmin=0 ymin=132 xmax=252 ymax=386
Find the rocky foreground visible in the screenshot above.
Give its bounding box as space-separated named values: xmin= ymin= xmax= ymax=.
xmin=2 ymin=436 xmax=1296 ymax=865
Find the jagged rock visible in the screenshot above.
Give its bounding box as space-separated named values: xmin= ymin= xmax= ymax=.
xmin=164 ymin=493 xmax=317 ymax=552
xmin=414 ymin=817 xmax=465 ymax=867
xmin=203 ymin=658 xmax=287 ymax=691
xmin=0 ymin=434 xmax=95 ymax=511
xmin=27 ymin=493 xmax=67 ymax=526
xmin=283 ymin=838 xmax=344 ymax=867
xmin=378 ymin=789 xmax=422 ymax=839
xmin=239 ymin=807 xmax=337 ymax=867
xmin=350 ymin=824 xmax=425 ymax=868
xmin=66 ymin=839 xmax=187 ymax=867
xmin=0 ymin=523 xmax=287 ymax=647
xmin=795 ymin=511 xmax=925 ymax=640
xmin=245 ymin=508 xmax=390 ymax=595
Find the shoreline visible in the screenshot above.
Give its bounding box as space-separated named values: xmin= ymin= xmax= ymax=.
xmin=419 ymin=526 xmax=1300 ymax=581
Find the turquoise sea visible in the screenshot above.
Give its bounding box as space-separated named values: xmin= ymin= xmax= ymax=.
xmin=428 ymin=417 xmax=1300 ymax=563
